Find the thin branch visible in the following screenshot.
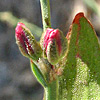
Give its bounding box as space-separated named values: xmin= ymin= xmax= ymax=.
xmin=40 ymin=0 xmax=51 ymax=31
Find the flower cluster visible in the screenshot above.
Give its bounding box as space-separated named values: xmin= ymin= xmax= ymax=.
xmin=15 ymin=23 xmax=67 ymax=83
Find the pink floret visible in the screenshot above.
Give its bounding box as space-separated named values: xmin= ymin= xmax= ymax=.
xmin=15 ymin=23 xmax=27 ymax=51
xmin=15 ymin=22 xmax=34 ymax=54
xmin=43 ymin=28 xmax=62 ymax=55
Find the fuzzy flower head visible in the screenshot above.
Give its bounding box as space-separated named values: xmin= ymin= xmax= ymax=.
xmin=41 ymin=28 xmax=67 ymax=65
xmin=15 ymin=22 xmax=42 ymax=61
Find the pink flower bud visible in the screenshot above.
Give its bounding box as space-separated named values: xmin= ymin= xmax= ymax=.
xmin=41 ymin=28 xmax=67 ymax=65
xmin=44 ymin=28 xmax=62 ymax=55
xmin=15 ymin=22 xmax=42 ymax=61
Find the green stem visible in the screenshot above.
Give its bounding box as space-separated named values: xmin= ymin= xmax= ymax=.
xmin=40 ymin=0 xmax=51 ymax=31
xmin=44 ymin=80 xmax=59 ymax=100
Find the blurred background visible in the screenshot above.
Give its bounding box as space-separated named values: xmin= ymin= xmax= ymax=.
xmin=0 ymin=0 xmax=100 ymax=100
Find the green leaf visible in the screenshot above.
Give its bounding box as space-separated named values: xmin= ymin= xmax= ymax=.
xmin=59 ymin=12 xmax=100 ymax=100
xmin=30 ymin=60 xmax=47 ymax=87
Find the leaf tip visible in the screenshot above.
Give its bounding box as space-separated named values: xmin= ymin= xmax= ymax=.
xmin=73 ymin=12 xmax=84 ymax=24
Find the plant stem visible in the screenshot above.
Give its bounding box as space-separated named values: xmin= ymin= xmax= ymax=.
xmin=44 ymin=80 xmax=59 ymax=100
xmin=40 ymin=0 xmax=51 ymax=31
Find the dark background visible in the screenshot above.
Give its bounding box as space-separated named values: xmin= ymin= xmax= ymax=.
xmin=0 ymin=0 xmax=100 ymax=100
